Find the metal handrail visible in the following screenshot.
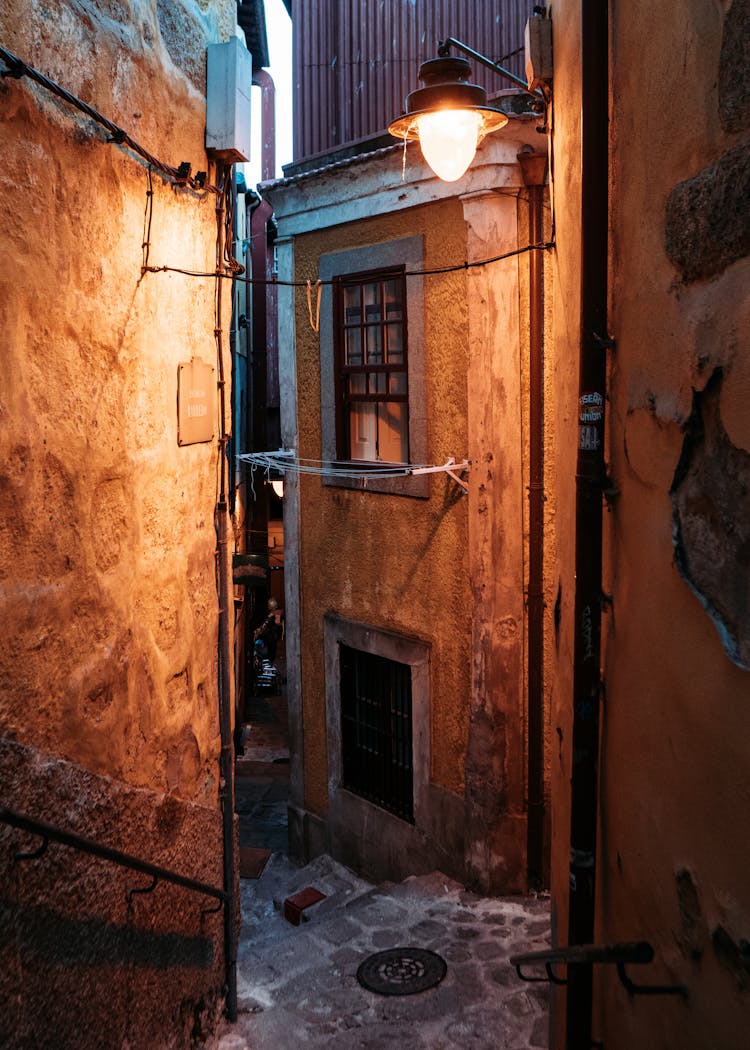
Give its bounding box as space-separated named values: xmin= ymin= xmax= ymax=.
xmin=510 ymin=941 xmax=687 ymax=997
xmin=0 ymin=806 xmax=227 ymax=905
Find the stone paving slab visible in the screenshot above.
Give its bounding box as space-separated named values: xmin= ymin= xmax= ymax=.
xmin=217 ymin=855 xmax=551 ymax=1049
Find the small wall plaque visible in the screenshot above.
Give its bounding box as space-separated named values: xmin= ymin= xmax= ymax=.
xmin=177 ymin=357 xmax=216 ymax=446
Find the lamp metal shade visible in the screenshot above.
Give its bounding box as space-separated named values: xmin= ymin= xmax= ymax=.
xmin=388 ymin=55 xmax=508 ymax=146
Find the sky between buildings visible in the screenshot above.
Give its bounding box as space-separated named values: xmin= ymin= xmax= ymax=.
xmin=246 ymin=0 xmax=292 ymax=186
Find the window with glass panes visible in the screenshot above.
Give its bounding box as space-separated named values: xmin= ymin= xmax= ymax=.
xmin=334 ymin=267 xmax=409 ymax=463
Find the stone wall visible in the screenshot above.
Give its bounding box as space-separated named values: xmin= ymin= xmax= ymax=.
xmin=1 ymin=739 xmax=226 ymax=1049
xmin=0 ymin=1 xmax=236 ymax=1046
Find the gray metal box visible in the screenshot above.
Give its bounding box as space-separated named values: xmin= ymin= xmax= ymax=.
xmin=206 ymin=37 xmax=253 ymax=163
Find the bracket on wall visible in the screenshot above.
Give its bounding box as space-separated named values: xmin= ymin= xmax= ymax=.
xmin=126 ymin=874 xmax=160 ymax=904
xmin=444 ymin=457 xmax=470 ymax=494
xmin=510 ymin=941 xmax=688 ymax=997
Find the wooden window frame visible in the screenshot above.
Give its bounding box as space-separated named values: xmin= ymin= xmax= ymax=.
xmin=319 ymin=236 xmax=428 ymax=498
xmin=332 ymin=266 xmax=409 ymax=464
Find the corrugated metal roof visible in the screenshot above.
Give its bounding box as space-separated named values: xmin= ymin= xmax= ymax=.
xmin=292 ymin=1 xmax=531 ymax=162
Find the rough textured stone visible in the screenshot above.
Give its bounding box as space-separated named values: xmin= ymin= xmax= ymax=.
xmin=0 ymin=739 xmax=226 ymax=1050
xmin=719 ymin=0 xmax=750 ymax=133
xmin=230 ymin=855 xmax=550 ymax=1049
xmin=665 ymin=140 xmax=750 ymax=282
xmin=157 ymin=0 xmax=217 ymax=91
xmin=670 ymin=371 xmax=750 ymax=668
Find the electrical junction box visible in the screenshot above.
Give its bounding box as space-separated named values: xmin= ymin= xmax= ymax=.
xmin=206 ymin=36 xmax=253 ymax=162
xmin=525 ymin=14 xmax=553 ymax=92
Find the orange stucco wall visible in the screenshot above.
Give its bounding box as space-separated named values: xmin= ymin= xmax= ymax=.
xmin=1 ymin=4 xmax=236 ymax=1042
xmin=0 ymin=0 xmax=234 ymax=803
xmin=292 ymin=199 xmax=472 ymax=816
xmin=550 ymin=2 xmax=750 ymax=1046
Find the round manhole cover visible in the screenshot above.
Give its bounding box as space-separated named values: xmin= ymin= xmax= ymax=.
xmin=356 ymin=947 xmax=447 ymax=996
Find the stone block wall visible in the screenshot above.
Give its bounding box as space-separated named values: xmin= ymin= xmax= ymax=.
xmin=1 ymin=740 xmax=226 ymax=1049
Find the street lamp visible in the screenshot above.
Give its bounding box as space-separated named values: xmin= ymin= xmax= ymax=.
xmin=388 ymin=38 xmax=546 ymax=182
xmin=387 ymin=54 xmax=508 ymax=181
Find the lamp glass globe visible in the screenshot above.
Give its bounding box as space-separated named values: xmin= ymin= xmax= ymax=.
xmin=416 ymin=109 xmax=482 ymax=181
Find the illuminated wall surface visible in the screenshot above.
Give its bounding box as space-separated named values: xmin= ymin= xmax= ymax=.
xmin=549 ymin=2 xmax=750 ymax=1048
xmin=0 ymin=2 xmax=236 ymax=1046
xmin=293 ymin=204 xmax=471 ymax=805
xmin=267 ymin=118 xmax=551 ymax=897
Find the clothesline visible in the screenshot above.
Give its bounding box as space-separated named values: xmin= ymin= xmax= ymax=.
xmin=238 ymin=450 xmax=471 ymax=482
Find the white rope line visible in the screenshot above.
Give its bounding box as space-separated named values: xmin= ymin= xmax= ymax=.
xmin=237 ymin=450 xmax=471 ymax=481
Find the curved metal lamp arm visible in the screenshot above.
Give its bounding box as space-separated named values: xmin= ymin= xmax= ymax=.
xmin=437 ymin=36 xmax=544 ymax=98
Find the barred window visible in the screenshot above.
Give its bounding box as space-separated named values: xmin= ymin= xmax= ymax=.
xmin=339 ymin=643 xmax=414 ymax=822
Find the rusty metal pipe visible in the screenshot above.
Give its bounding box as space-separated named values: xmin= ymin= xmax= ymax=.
xmin=215 ymin=170 xmax=238 ymax=1023
xmin=518 ymin=149 xmax=548 ymax=890
xmin=252 ymin=69 xmax=276 ymax=183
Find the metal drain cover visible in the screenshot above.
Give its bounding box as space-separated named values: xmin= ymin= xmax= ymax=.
xmin=356 ymin=947 xmax=447 ymax=996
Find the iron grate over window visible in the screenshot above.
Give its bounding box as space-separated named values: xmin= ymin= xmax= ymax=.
xmin=340 ymin=644 xmax=414 ymax=822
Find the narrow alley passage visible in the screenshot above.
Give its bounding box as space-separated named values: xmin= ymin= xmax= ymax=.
xmin=225 ymin=680 xmax=551 ymax=1049
xmin=236 ymin=689 xmax=291 ymax=866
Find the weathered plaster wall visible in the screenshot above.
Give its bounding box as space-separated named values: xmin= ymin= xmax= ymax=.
xmin=462 ymin=190 xmax=527 ymax=894
xmin=547 ymin=0 xmax=584 ymax=1041
xmin=292 ymin=198 xmax=471 ymax=825
xmin=0 ymin=1 xmax=235 ymax=1046
xmin=550 ymin=1 xmax=750 ymax=1046
xmin=0 ymin=0 xmax=233 ymax=799
xmin=268 ymin=129 xmax=544 ymax=893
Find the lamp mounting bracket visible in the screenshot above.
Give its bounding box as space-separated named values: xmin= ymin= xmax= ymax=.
xmin=437 ymin=36 xmax=546 ymax=105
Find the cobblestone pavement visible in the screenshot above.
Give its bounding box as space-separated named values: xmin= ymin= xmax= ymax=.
xmin=224 ymin=688 xmax=550 ymax=1049
xmin=216 ymin=853 xmax=551 ymax=1050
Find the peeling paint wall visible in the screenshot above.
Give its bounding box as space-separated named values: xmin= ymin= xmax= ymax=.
xmin=0 ymin=1 xmax=236 ymax=1046
xmin=550 ymin=1 xmax=750 ymax=1046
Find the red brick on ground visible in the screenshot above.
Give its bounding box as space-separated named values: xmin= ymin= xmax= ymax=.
xmin=283 ymin=887 xmax=326 ymax=925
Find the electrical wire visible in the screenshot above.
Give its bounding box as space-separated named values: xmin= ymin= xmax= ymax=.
xmin=0 ymin=44 xmax=218 ymax=193
xmin=141 ymin=166 xmax=154 ymax=272
xmin=143 ymin=241 xmax=555 ymax=288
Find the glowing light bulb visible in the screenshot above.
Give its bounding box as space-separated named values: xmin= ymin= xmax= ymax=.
xmin=415 ymin=109 xmax=482 ymax=181
xmin=271 ymin=479 xmax=284 ymax=499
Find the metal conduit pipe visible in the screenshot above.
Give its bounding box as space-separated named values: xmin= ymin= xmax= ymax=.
xmin=566 ymin=1 xmax=610 ymax=1046
xmin=215 ymin=168 xmax=238 ymax=1023
xmin=247 ymin=70 xmax=278 ymax=570
xmin=252 ymin=69 xmax=276 ymax=183
xmin=518 ymin=148 xmax=549 ymax=891
xmin=247 ymin=196 xmax=274 ymax=564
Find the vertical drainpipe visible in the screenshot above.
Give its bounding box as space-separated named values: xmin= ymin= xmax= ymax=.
xmin=248 ymin=69 xmax=277 ymax=569
xmin=518 ymin=148 xmax=548 ymax=891
xmin=248 ymin=196 xmax=274 ymax=559
xmin=215 ymin=167 xmax=238 ymax=1023
xmin=566 ymin=1 xmax=609 ymax=1046
xmin=252 ymin=69 xmax=276 ymax=183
